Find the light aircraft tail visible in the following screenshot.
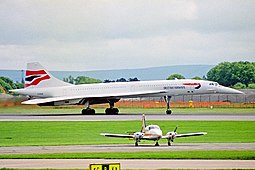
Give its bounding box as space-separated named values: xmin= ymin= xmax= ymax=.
xmin=25 ymin=62 xmax=72 ymax=88
xmin=141 ymin=113 xmax=146 ymax=133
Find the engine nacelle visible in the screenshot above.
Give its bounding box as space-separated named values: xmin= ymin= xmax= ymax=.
xmin=166 ymin=131 xmax=176 ymax=141
xmin=134 ymin=132 xmax=144 ymax=142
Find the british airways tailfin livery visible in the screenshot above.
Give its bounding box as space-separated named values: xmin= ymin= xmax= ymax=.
xmin=11 ymin=62 xmax=243 ymax=115
xmin=24 ymin=63 xmax=71 ymax=88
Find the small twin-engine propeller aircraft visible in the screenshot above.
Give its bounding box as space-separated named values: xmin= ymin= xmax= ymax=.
xmin=101 ymin=114 xmax=207 ymax=146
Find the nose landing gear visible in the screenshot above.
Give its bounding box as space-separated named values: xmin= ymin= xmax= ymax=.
xmin=164 ymin=96 xmax=172 ymax=114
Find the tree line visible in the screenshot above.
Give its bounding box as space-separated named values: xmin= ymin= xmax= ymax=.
xmin=167 ymin=61 xmax=255 ymax=89
xmin=63 ymin=76 xmax=102 ymax=84
xmin=0 ymin=77 xmax=23 ymax=93
xmin=63 ymin=76 xmax=140 ymax=84
xmin=1 ymin=61 xmax=255 ymax=93
xmin=207 ymin=61 xmax=255 ymax=89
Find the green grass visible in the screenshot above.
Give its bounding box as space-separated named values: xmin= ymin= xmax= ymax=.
xmin=0 ymin=105 xmax=84 ymax=114
xmin=0 ymin=150 xmax=254 ymax=160
xmin=0 ymin=121 xmax=254 ymax=146
xmin=0 ymin=105 xmax=255 ymax=114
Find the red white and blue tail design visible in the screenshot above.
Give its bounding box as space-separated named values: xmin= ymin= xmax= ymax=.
xmin=25 ymin=62 xmax=71 ymax=88
xmin=25 ymin=69 xmax=50 ymax=88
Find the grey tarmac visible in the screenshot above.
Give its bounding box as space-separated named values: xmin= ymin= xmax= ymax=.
xmin=1 ymin=143 xmax=254 ymax=155
xmin=0 ymin=113 xmax=254 ymax=121
xmin=1 ymin=159 xmax=255 ymax=169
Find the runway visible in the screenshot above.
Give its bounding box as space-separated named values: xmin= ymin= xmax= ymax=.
xmin=1 ymin=143 xmax=254 ymax=155
xmin=0 ymin=113 xmax=254 ymax=121
xmin=1 ymin=159 xmax=255 ymax=169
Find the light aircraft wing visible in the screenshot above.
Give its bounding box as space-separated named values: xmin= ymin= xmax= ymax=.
xmin=100 ymin=133 xmax=134 ymax=138
xmin=22 ymin=90 xmax=167 ymax=104
xmin=162 ymin=132 xmax=207 ymax=139
xmin=175 ymin=132 xmax=207 ymax=138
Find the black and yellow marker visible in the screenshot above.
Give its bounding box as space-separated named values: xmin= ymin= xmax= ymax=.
xmin=89 ymin=163 xmax=120 ymax=170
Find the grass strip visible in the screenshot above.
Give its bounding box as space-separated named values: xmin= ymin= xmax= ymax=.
xmin=0 ymin=151 xmax=254 ymax=160
xmin=0 ymin=121 xmax=254 ymax=146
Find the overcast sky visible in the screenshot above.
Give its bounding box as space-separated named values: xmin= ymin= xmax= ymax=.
xmin=0 ymin=0 xmax=254 ymax=71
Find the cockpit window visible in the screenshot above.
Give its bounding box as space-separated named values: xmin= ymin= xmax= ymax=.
xmin=209 ymin=82 xmax=218 ymax=86
xmin=148 ymin=125 xmax=160 ymax=130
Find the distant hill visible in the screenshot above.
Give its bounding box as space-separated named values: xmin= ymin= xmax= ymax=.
xmin=0 ymin=65 xmax=214 ymax=82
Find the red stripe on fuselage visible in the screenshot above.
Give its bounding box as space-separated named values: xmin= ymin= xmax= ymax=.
xmin=183 ymin=83 xmax=200 ymax=86
xmin=144 ymin=133 xmax=161 ymax=137
xmin=26 ymin=70 xmax=47 ymax=76
xmin=25 ymin=74 xmax=50 ymax=87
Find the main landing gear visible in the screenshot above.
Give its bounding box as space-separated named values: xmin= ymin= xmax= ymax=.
xmin=81 ymin=100 xmax=119 ymax=115
xmin=82 ymin=108 xmax=95 ymax=115
xmin=81 ymin=101 xmax=95 ymax=115
xmin=105 ymin=100 xmax=119 ymax=115
xmin=164 ymin=96 xmax=172 ymax=114
xmin=168 ymin=140 xmax=172 ymax=146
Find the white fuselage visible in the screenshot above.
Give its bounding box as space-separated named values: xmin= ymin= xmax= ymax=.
xmin=15 ymin=79 xmax=242 ymax=99
xmin=144 ymin=125 xmax=163 ymax=140
xmin=12 ymin=62 xmax=243 ymax=108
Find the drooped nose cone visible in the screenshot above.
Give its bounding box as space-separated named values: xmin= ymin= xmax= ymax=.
xmin=217 ymin=86 xmax=244 ymax=94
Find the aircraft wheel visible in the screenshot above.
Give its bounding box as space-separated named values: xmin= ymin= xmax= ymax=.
xmin=105 ymin=108 xmax=111 ymax=115
xmin=105 ymin=108 xmax=119 ymax=115
xmin=113 ymin=108 xmax=119 ymax=114
xmin=82 ymin=109 xmax=86 ymax=115
xmin=82 ymin=108 xmax=95 ymax=115
xmin=135 ymin=141 xmax=139 ymax=147
xmin=155 ymin=141 xmax=160 ymax=146
xmin=90 ymin=109 xmax=96 ymax=114
xmin=166 ymin=109 xmax=172 ymax=114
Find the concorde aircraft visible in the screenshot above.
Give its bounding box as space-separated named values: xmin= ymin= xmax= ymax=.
xmin=11 ymin=62 xmax=243 ymax=115
xmin=101 ymin=114 xmax=207 ymax=146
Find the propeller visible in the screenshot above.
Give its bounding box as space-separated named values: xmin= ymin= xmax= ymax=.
xmin=174 ymin=125 xmax=178 ymax=132
xmin=134 ymin=132 xmax=144 ymax=142
xmin=166 ymin=126 xmax=178 ymax=145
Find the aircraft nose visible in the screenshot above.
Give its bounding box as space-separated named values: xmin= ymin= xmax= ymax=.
xmin=218 ymin=86 xmax=244 ymax=94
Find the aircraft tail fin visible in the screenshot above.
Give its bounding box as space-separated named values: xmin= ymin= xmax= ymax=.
xmin=25 ymin=62 xmax=72 ymax=88
xmin=141 ymin=113 xmax=146 ymax=133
